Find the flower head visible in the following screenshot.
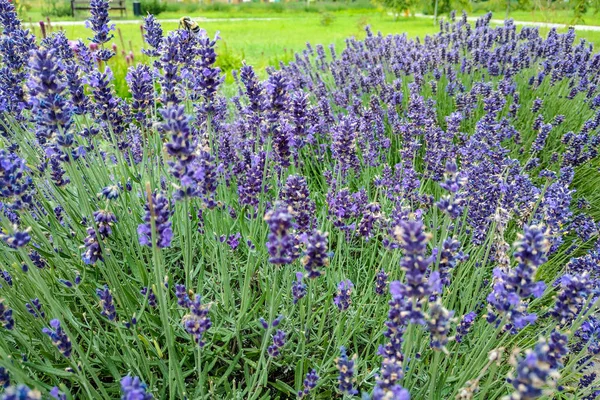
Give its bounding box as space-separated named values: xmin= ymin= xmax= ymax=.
xmin=291 ymin=272 xmax=307 ymax=304
xmin=96 ymin=285 xmax=116 ymax=321
xmin=120 ymin=375 xmax=153 ymax=400
xmin=267 ymin=329 xmax=287 ymax=357
xmin=334 ymin=280 xmax=354 ymax=312
xmin=0 ymin=299 xmax=14 ymax=330
xmin=42 ymin=319 xmax=72 ymax=358
xmin=86 ymin=0 xmax=115 ymax=45
xmin=336 ymin=346 xmax=358 ymax=395
xmin=138 ymin=191 xmax=173 ymax=248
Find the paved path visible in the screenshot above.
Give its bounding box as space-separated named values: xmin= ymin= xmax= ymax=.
xmin=414 ymin=12 xmax=600 ymax=31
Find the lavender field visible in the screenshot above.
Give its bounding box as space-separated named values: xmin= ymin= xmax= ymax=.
xmin=0 ymin=0 xmax=599 ymax=399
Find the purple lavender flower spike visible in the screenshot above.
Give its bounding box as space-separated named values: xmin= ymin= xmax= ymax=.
xmin=455 ymin=312 xmax=477 ymax=343
xmin=178 ymin=288 xmax=211 ymax=347
xmin=292 ymin=272 xmax=307 ymax=304
xmin=487 ymin=225 xmax=549 ymax=333
xmin=82 ymin=227 xmax=102 ymax=265
xmin=120 ymin=375 xmax=153 ymax=399
xmin=25 ymin=298 xmax=45 ymax=319
xmin=42 ymin=319 xmax=72 ymax=358
xmin=551 ymin=272 xmax=593 ymax=326
xmin=0 ymin=385 xmax=42 ymax=399
xmin=336 ymin=347 xmax=358 ymax=396
xmin=140 ymin=287 xmax=157 ymax=308
xmin=267 ymin=330 xmax=286 ymax=357
xmin=1 ymin=227 xmax=30 ymax=248
xmin=0 ymin=366 xmax=9 ymax=387
xmin=426 ymin=301 xmax=454 ymax=351
xmin=264 ymin=203 xmax=298 ymax=265
xmin=96 ymin=285 xmax=116 ymax=321
xmin=141 ymin=14 xmax=163 ymax=57
xmin=127 ymin=64 xmax=154 ymax=128
xmin=86 ymin=0 xmax=115 ymax=46
xmin=138 ymin=191 xmax=173 ymax=248
xmin=280 ymin=175 xmax=316 ymax=233
xmin=507 ymin=335 xmax=568 ymax=399
xmin=298 ymin=369 xmax=319 ymax=398
xmin=0 ymin=299 xmax=14 ymax=330
xmin=334 ymin=280 xmax=353 ymax=312
xmin=375 ymin=269 xmax=388 ymax=296
xmin=301 ymin=230 xmax=329 ymax=278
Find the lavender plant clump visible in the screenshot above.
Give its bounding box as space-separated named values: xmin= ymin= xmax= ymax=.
xmin=0 ymin=2 xmax=598 ymax=398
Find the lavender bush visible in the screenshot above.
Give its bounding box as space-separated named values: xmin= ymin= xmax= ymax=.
xmin=0 ymin=3 xmax=599 ymax=399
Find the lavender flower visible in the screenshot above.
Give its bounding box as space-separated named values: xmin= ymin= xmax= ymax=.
xmin=161 ymin=105 xmax=194 ymax=159
xmin=375 ymin=269 xmax=388 ymax=296
xmin=42 ymin=319 xmax=72 ymax=358
xmin=28 ymin=47 xmax=73 ymax=147
xmin=426 ymin=301 xmax=454 ymax=351
xmin=331 ymin=116 xmax=359 ymax=177
xmin=93 ymin=209 xmax=117 ymax=239
xmin=0 ymin=299 xmax=14 ymax=330
xmin=438 ymin=238 xmax=464 ymax=287
xmin=297 ymin=369 xmax=319 ymax=398
xmin=140 ymin=287 xmax=157 ymax=308
xmin=267 ymin=329 xmax=286 ymax=357
xmin=25 ymin=298 xmax=44 ymax=319
xmin=0 ymin=150 xmax=34 ymax=210
xmin=49 ymin=386 xmax=66 ymax=400
xmin=1 ymin=227 xmax=30 ymax=248
xmin=455 ymin=312 xmax=477 ymax=343
xmin=264 ymin=203 xmax=298 ymax=265
xmin=301 ymin=230 xmax=329 ymax=278
xmin=96 ymin=285 xmax=116 ymax=321
xmin=507 ymin=335 xmax=567 ymax=399
xmin=291 ymin=272 xmax=307 ymax=304
xmin=0 ymin=385 xmax=41 ymax=399
xmin=0 ymin=366 xmax=8 ymax=387
xmin=487 ymin=225 xmax=549 ymax=333
xmin=1 ymin=271 xmax=12 ymax=287
xmin=100 ymin=185 xmax=119 ymax=200
xmin=551 ymin=272 xmax=593 ymax=325
xmin=175 ymin=284 xmax=190 ymax=307
xmin=179 ymin=291 xmax=211 ymax=346
xmin=334 ymin=280 xmax=353 ymax=312
xmin=280 ymin=175 xmax=316 ymax=233
xmin=86 ymin=0 xmax=115 ymax=45
xmin=120 ymin=375 xmax=153 ymax=400
xmin=239 ymin=63 xmax=265 ymax=114
xmin=393 ymin=220 xmax=436 ymax=303
xmin=336 ymin=346 xmax=358 ymax=396
xmin=81 ymin=227 xmax=102 ymax=265
xmin=138 ymin=191 xmax=173 ymax=248
xmin=127 ymin=64 xmax=154 ymax=128
xmin=141 ymin=14 xmax=163 ymax=57
xmin=372 ymin=385 xmax=410 ymax=400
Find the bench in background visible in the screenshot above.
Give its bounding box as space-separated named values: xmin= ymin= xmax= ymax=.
xmin=71 ymin=0 xmax=126 ymax=17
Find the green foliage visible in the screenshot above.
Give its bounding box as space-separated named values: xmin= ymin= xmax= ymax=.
xmin=141 ymin=0 xmax=167 ymax=17
xmin=41 ymin=0 xmax=71 ymax=17
xmin=215 ymin=40 xmax=244 ymax=75
xmin=573 ymin=0 xmax=589 ymax=23
xmin=515 ymin=0 xmax=532 ymax=11
xmin=376 ymin=0 xmax=414 ymax=18
xmin=320 ymin=11 xmax=336 ymax=25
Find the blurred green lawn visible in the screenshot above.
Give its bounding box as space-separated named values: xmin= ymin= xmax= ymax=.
xmin=40 ymin=12 xmax=600 ymax=68
xmin=21 ymin=5 xmax=600 ymax=96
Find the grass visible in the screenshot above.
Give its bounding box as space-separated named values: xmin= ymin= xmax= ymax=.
xmin=32 ymin=13 xmax=440 ymax=80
